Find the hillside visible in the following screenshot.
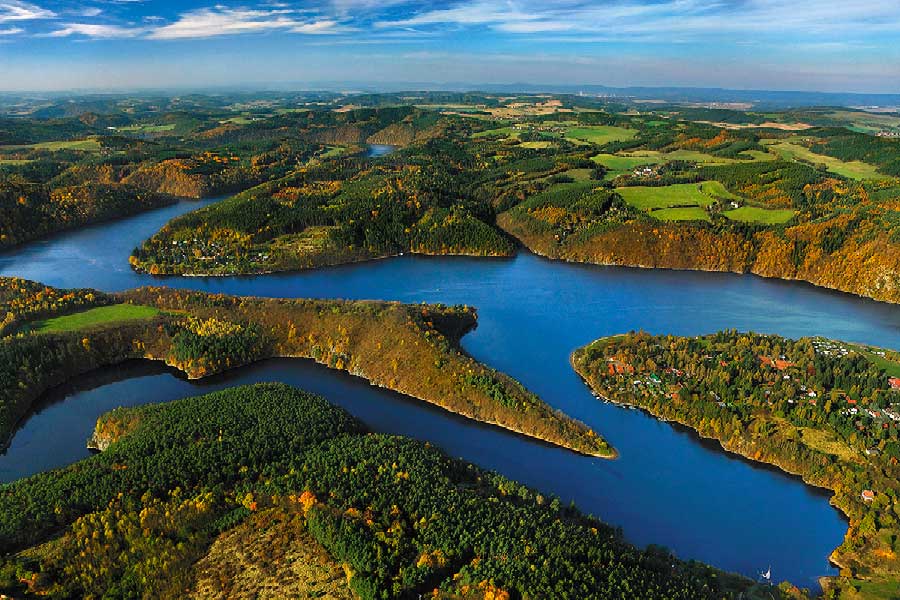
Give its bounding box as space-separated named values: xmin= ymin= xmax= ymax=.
xmin=0 ymin=277 xmax=612 ymax=458
xmin=572 ymin=331 xmax=900 ymax=599
xmin=0 ymin=383 xmax=772 ymax=599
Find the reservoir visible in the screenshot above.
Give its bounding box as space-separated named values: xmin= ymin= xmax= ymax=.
xmin=4 ymin=192 xmax=900 ymax=589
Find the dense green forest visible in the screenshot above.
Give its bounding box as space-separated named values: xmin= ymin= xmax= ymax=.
xmin=573 ymin=331 xmax=900 ymax=598
xmin=0 ymin=383 xmax=781 ymax=600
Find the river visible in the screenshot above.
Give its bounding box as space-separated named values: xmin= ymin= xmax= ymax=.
xmin=4 ymin=182 xmax=900 ymax=589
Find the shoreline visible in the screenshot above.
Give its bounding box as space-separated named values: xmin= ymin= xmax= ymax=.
xmin=569 ymin=347 xmax=868 ymax=591
xmin=137 ymin=239 xmax=899 ymax=307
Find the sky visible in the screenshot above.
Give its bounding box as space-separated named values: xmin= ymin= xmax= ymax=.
xmin=1 ymin=0 xmax=899 ymax=93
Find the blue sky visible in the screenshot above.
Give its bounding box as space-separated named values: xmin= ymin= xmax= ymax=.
xmin=1 ymin=0 xmax=899 ymax=93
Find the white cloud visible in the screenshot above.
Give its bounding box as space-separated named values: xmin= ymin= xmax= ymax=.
xmin=47 ymin=23 xmax=145 ymax=38
xmin=0 ymin=1 xmax=54 ymax=22
xmin=148 ymin=7 xmax=339 ymax=39
xmin=376 ymin=0 xmax=900 ymax=39
xmin=0 ymin=25 xmax=22 ymax=34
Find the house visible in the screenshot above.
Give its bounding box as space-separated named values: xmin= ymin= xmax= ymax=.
xmin=888 ymin=377 xmax=900 ymax=390
xmin=607 ymin=360 xmax=635 ymax=376
xmin=861 ymin=490 xmax=876 ymax=502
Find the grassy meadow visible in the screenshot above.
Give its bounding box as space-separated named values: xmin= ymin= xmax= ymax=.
xmin=724 ymin=206 xmax=795 ymax=224
xmin=30 ymin=304 xmax=162 ymax=333
xmin=768 ymin=141 xmax=889 ymax=180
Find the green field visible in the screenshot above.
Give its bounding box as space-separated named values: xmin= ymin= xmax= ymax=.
xmin=617 ymin=182 xmax=725 ymax=210
xmin=519 ymin=140 xmax=554 ymax=149
xmin=118 ymin=123 xmax=177 ymax=133
xmin=320 ymin=145 xmax=350 ymax=158
xmin=472 ymin=126 xmax=519 ymax=139
xmin=621 ymin=148 xmax=771 ymax=165
xmin=563 ymin=126 xmax=637 ymax=145
xmin=650 ymin=207 xmax=710 ymax=221
xmin=592 ymin=153 xmax=665 ymax=172
xmin=31 ymin=304 xmax=162 ymax=333
xmin=769 ymin=142 xmax=889 ymax=180
xmin=31 ymin=139 xmax=102 ymax=152
xmin=846 ymin=343 xmax=900 ymax=378
xmin=699 ymin=180 xmax=741 ymax=200
xmin=0 ymin=139 xmax=102 ymax=152
xmin=724 ymin=206 xmax=795 ymax=224
xmin=0 ymin=158 xmax=32 ymax=165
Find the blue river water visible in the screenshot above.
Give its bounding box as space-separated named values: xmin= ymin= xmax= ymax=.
xmin=3 ymin=191 xmax=900 ymax=589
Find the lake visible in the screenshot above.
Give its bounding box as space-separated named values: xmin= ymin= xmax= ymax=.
xmin=4 ymin=191 xmax=900 ymax=589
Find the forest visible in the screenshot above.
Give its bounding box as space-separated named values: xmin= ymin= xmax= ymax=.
xmin=0 ymin=382 xmax=786 ymax=600
xmin=3 ymin=92 xmax=899 ymax=304
xmin=0 ymin=277 xmax=611 ymax=458
xmin=572 ymin=331 xmax=900 ymax=597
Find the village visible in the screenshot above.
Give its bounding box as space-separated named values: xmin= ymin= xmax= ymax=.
xmin=600 ymin=337 xmax=900 ymax=439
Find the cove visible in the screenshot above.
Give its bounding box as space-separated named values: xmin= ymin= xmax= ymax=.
xmin=5 ymin=198 xmax=900 ymax=589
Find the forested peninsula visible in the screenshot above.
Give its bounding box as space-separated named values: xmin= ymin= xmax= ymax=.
xmin=572 ymin=331 xmax=900 ymax=598
xmin=0 ymin=276 xmax=611 ymax=458
xmin=0 ymin=383 xmax=775 ymax=600
xmin=112 ymin=100 xmax=900 ymax=305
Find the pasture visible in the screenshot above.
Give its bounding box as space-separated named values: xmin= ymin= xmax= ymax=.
xmin=30 ymin=304 xmax=162 ymax=333
xmin=592 ymin=153 xmax=665 ymax=172
xmin=118 ymin=123 xmax=177 ymax=133
xmin=768 ymin=142 xmax=889 ymax=180
xmin=1 ymin=139 xmax=103 ymax=153
xmin=724 ymin=206 xmax=795 ymax=225
xmin=564 ymin=126 xmax=637 ymax=146
xmin=622 ymin=148 xmax=772 ymax=165
xmin=32 ymin=139 xmax=102 ymax=151
xmin=617 ymin=182 xmax=723 ymax=211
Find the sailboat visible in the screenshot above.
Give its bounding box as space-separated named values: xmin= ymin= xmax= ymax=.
xmin=760 ymin=566 xmax=772 ymax=582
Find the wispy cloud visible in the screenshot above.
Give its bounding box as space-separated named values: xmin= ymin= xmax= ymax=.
xmin=148 ymin=7 xmax=327 ymax=39
xmin=47 ymin=22 xmax=146 ymax=38
xmin=376 ymin=0 xmax=900 ymax=39
xmin=0 ymin=1 xmax=54 ymax=23
xmin=0 ymin=25 xmax=22 ymax=34
xmin=33 ymin=0 xmax=900 ymax=43
xmin=47 ymin=5 xmax=345 ymax=40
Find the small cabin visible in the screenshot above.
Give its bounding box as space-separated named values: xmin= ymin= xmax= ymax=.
xmin=861 ymin=489 xmax=876 ymax=502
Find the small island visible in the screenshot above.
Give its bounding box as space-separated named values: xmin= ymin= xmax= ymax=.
xmin=572 ymin=330 xmax=900 ymax=598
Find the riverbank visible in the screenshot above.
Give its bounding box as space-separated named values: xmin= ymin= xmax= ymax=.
xmin=497 ymin=212 xmax=900 ymax=306
xmin=0 ymin=280 xmax=613 ymax=459
xmin=572 ymin=332 xmax=900 ymax=598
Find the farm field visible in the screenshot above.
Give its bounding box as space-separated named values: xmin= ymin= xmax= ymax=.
xmin=617 ymin=181 xmax=728 ymax=210
xmin=768 ymin=141 xmax=889 ymax=180
xmin=724 ymin=206 xmax=795 ymax=224
xmin=29 ymin=304 xmax=162 ymax=333
xmin=117 ymin=124 xmax=177 ymax=133
xmin=32 ymin=139 xmax=102 ymax=151
xmin=622 ymin=148 xmax=772 ymax=165
xmin=520 ymin=140 xmax=554 ymax=148
xmin=592 ymin=152 xmax=666 ymax=172
xmin=471 ymin=125 xmax=520 ymax=139
xmin=1 ymin=139 xmax=102 ymax=152
xmin=563 ymin=125 xmax=637 ymax=145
